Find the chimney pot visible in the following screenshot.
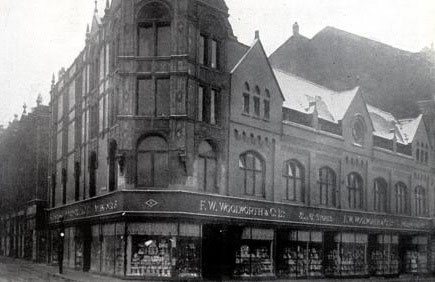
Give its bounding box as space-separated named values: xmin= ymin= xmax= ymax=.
xmin=255 ymin=30 xmax=260 ymax=40
xmin=293 ymin=22 xmax=299 ymax=36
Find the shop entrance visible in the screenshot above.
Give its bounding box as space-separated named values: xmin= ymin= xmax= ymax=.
xmin=202 ymin=225 xmax=240 ymax=280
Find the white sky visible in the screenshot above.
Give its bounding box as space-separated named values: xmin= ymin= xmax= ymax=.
xmin=0 ymin=0 xmax=434 ymax=126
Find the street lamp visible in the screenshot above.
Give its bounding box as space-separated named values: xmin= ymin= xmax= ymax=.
xmin=58 ymin=217 xmax=65 ymax=274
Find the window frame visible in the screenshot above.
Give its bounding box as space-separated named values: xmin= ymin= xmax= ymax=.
xmin=395 ymin=182 xmax=408 ymax=215
xmin=239 ymin=152 xmax=265 ymax=197
xmin=197 ymin=141 xmax=218 ymax=193
xmin=414 ymin=186 xmax=426 ymax=216
xmin=347 ymin=172 xmax=363 ymax=209
xmin=283 ymin=160 xmax=305 ymax=202
xmin=373 ymin=178 xmax=387 ymax=212
xmin=136 ymin=136 xmax=169 ymax=188
xmin=318 ymin=166 xmax=336 ymax=207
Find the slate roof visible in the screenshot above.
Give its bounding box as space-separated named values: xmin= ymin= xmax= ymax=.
xmin=273 ymin=68 xmax=358 ymax=123
xmin=398 ymin=115 xmax=423 ymax=144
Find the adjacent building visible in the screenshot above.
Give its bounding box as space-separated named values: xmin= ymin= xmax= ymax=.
xmin=0 ymin=96 xmax=50 ymax=262
xmin=46 ymin=0 xmax=435 ymax=280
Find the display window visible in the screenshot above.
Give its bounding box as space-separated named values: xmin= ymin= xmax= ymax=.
xmin=74 ymin=230 xmax=83 ymax=270
xmin=233 ymin=228 xmax=274 ymax=278
xmin=101 ymin=224 xmax=116 ymax=274
xmin=90 ymin=225 xmax=101 ymax=272
xmin=369 ymin=234 xmax=399 ymax=276
xmin=277 ymin=230 xmax=323 ymax=278
xmin=325 ymin=233 xmax=368 ymax=276
xmin=403 ymin=236 xmax=428 ymax=274
xmin=127 ymin=223 xmax=201 ymax=279
xmin=114 ymin=223 xmax=125 ymax=276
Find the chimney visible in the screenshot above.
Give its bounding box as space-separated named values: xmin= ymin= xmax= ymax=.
xmin=255 ymin=30 xmax=260 ymax=40
xmin=293 ymin=22 xmax=299 ymax=36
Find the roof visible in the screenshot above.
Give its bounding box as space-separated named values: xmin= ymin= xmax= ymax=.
xmin=367 ymin=104 xmax=404 ymax=143
xmin=398 ymin=115 xmax=423 ymax=144
xmin=273 ymin=68 xmax=358 ymax=123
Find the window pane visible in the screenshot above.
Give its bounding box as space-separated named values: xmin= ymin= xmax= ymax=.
xmin=254 ymin=97 xmax=260 ymax=116
xmin=154 ymin=152 xmax=168 ymax=187
xmin=138 ymin=26 xmax=153 ymax=57
xmin=243 ymin=94 xmax=250 ymax=114
xmin=246 ymin=171 xmax=254 ymax=195
xmin=206 ymin=159 xmax=217 ymax=192
xmin=264 ymin=100 xmax=270 ymax=119
xmin=255 ymin=171 xmax=263 ymax=196
xmin=156 ymin=78 xmax=170 ymax=116
xmin=137 ymin=79 xmax=154 ymax=116
xmin=203 ymin=88 xmax=210 ymax=123
xmin=296 ymin=180 xmax=303 ymax=202
xmin=137 ymin=152 xmax=152 ymax=186
xmin=197 ymin=157 xmax=205 ymax=190
xmin=210 ymin=89 xmax=216 ymax=124
xmin=199 ymin=35 xmax=207 ymax=65
xmin=157 ymin=24 xmax=171 ymax=56
xmin=211 ymin=40 xmax=218 ymax=68
xmin=198 ymin=86 xmax=204 ymax=121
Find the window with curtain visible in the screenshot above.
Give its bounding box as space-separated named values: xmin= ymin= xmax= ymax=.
xmin=197 ymin=141 xmax=217 ymax=193
xmin=284 ymin=160 xmax=305 ymax=202
xmin=137 ymin=136 xmax=169 ymax=188
xmin=137 ymin=2 xmax=171 ymax=57
xmin=239 ymin=152 xmax=265 ymax=197
xmin=373 ymin=178 xmax=387 ymax=212
xmin=347 ymin=172 xmax=363 ymax=209
xmin=318 ymin=167 xmax=336 ymax=207
xmin=414 ymin=186 xmax=426 ymax=216
xmin=395 ymin=182 xmax=408 ymax=215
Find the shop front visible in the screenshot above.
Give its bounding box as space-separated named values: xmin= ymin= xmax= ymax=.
xmin=47 ymin=191 xmax=434 ymax=280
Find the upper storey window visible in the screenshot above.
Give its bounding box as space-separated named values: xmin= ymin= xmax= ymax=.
xmin=137 ymin=2 xmax=171 ymax=57
xmin=347 ymin=172 xmax=363 ymax=209
xmin=199 ymin=35 xmax=220 ymax=69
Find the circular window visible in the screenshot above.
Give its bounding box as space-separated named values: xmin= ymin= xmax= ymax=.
xmin=352 ymin=117 xmax=365 ymax=144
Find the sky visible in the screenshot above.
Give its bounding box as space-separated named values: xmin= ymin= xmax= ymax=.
xmin=0 ymin=0 xmax=434 ymax=126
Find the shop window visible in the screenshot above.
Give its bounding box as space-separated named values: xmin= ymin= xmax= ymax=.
xmin=89 ymin=151 xmax=97 ymax=198
xmin=137 ymin=2 xmax=171 ymax=57
xmin=239 ymin=152 xmax=265 ymax=197
xmin=347 ymin=172 xmax=363 ymax=209
xmin=395 ymin=182 xmax=408 ymax=215
xmin=284 ymin=160 xmax=305 ymax=202
xmin=403 ymin=236 xmax=428 ymax=274
xmin=369 ymin=234 xmax=399 ymax=276
xmin=90 ymin=225 xmax=101 ymax=272
xmin=137 ymin=136 xmax=169 ymax=188
xmin=108 ymin=140 xmax=117 ymax=192
xmin=414 ymin=186 xmax=426 ymax=216
xmin=198 ymin=86 xmax=220 ymax=125
xmin=277 ymin=230 xmax=323 ymax=278
xmin=373 ymin=178 xmax=387 ymax=212
xmin=137 ymin=77 xmax=170 ymax=117
xmin=325 ymin=233 xmax=368 ymax=276
xmin=233 ymin=228 xmax=274 ymax=278
xmin=127 ymin=223 xmax=200 ymax=279
xmin=197 ymin=141 xmax=217 ymax=193
xmin=318 ymin=167 xmax=336 ymax=207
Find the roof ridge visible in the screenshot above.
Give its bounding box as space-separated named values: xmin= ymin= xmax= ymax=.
xmin=273 ymin=68 xmax=335 ymax=93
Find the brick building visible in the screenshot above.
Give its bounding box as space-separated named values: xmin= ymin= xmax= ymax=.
xmin=47 ymin=0 xmax=435 ymax=280
xmin=0 ymin=96 xmax=50 ymax=262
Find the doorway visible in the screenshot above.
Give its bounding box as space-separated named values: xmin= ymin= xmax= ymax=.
xmin=82 ymin=226 xmax=92 ymax=272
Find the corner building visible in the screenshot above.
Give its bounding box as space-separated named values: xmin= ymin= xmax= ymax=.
xmin=48 ymin=0 xmax=435 ymax=280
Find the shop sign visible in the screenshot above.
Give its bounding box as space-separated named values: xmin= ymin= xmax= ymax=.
xmin=49 ymin=195 xmax=121 ymax=223
xmin=199 ymin=200 xmax=286 ymax=219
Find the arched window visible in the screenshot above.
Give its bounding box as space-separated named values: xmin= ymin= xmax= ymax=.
xmin=347 ymin=172 xmax=363 ymax=209
xmin=253 ymin=86 xmax=261 ymax=116
xmin=137 ymin=136 xmax=169 ymax=187
xmin=264 ymin=89 xmax=270 ymax=120
xmin=395 ymin=182 xmax=408 ymax=215
xmin=89 ymin=151 xmax=97 ymax=198
xmin=137 ymin=2 xmax=171 ymax=57
xmin=239 ymin=152 xmax=264 ymax=197
xmin=373 ymin=178 xmax=387 ymax=212
xmin=198 ymin=141 xmax=217 ymax=193
xmin=284 ymin=160 xmax=305 ymax=202
xmin=108 ymin=140 xmax=117 ymax=192
xmin=318 ymin=167 xmax=336 ymax=207
xmin=243 ymin=82 xmax=250 ymax=114
xmin=415 ymin=186 xmax=426 ymax=216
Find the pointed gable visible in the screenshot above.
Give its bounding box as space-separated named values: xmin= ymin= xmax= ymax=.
xmin=230 ymin=38 xmax=284 ymax=132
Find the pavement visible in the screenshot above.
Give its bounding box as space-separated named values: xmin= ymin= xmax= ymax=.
xmin=1 ymin=256 xmax=435 ymax=282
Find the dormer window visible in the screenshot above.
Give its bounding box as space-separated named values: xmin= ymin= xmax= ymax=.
xmin=137 ymin=2 xmax=171 ymax=57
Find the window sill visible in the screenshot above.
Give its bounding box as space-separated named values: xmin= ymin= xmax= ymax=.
xmin=199 ymin=64 xmax=224 ymax=74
